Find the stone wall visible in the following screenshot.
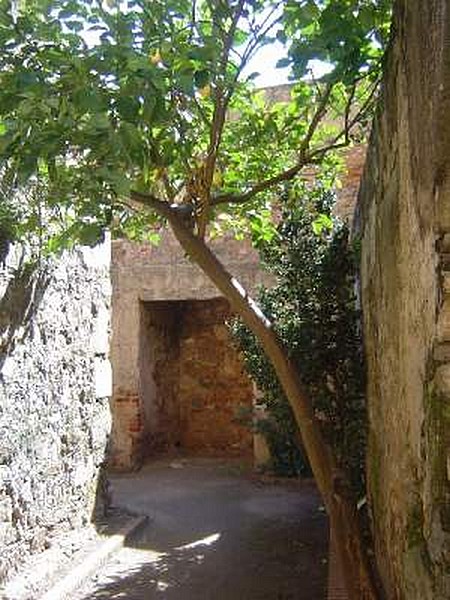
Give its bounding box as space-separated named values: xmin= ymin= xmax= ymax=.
xmin=358 ymin=1 xmax=450 ymax=597
xmin=139 ymin=301 xmax=181 ymax=454
xmin=111 ymin=232 xmax=264 ymax=469
xmin=178 ymin=298 xmax=253 ymax=456
xmin=0 ymin=241 xmax=112 ymax=581
xmin=134 ymin=297 xmax=253 ymax=459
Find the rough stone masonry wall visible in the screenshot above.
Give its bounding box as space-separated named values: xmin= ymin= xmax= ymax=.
xmin=178 ymin=298 xmax=253 ymax=456
xmin=0 ymin=241 xmax=112 ymax=582
xmin=139 ymin=301 xmax=181 ymax=455
xmin=137 ymin=298 xmax=253 ymax=458
xmin=357 ymin=1 xmax=450 ymax=598
xmin=111 ymin=231 xmax=270 ymax=470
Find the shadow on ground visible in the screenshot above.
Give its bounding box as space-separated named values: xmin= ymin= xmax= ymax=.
xmin=77 ymin=459 xmax=329 ymax=600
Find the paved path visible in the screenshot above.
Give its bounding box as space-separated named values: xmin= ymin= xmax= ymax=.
xmin=73 ymin=458 xmax=328 ymax=599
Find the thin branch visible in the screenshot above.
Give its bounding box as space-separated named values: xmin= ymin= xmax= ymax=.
xmin=191 ymin=0 xmax=197 ymax=32
xmin=129 ymin=190 xmax=175 ymax=218
xmin=299 ymin=82 xmax=334 ymax=155
xmin=307 ymin=140 xmax=350 ymax=162
xmin=309 ymin=76 xmax=381 ymax=158
xmin=231 ymin=4 xmax=283 ymax=90
xmin=206 ymin=0 xmax=282 ymax=183
xmin=211 ymin=158 xmax=312 ymax=206
xmin=210 ymin=77 xmax=381 ymax=208
xmin=191 ymin=95 xmax=210 ymax=126
xmin=205 ymin=0 xmax=247 ymax=184
xmin=344 ymin=84 xmax=357 ymax=137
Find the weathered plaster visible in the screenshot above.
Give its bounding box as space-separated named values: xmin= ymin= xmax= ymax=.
xmin=358 ymin=1 xmax=450 ymax=597
xmin=110 ymin=231 xmax=265 ymax=469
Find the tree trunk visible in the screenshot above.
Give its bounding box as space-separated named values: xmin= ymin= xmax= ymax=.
xmin=165 ymin=212 xmax=383 ymax=600
xmin=129 ymin=190 xmax=383 ymax=599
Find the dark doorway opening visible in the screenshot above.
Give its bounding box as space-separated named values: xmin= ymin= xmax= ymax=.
xmin=139 ymin=297 xmax=254 ymax=459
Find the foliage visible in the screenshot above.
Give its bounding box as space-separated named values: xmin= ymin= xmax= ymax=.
xmin=0 ymin=203 xmax=16 ymax=263
xmin=0 ymin=5 xmax=392 ymax=592
xmin=281 ymin=0 xmax=391 ymax=82
xmin=0 ymin=0 xmax=391 ymax=252
xmin=0 ymin=167 xmax=20 ymax=261
xmin=232 ymin=188 xmax=367 ymax=492
xmin=0 ymin=0 xmax=387 ymax=507
xmin=0 ymin=0 xmax=386 ymax=490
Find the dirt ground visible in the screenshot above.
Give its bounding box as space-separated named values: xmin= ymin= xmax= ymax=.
xmin=73 ymin=458 xmax=329 ymax=599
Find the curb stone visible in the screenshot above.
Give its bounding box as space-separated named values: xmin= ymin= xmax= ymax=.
xmin=39 ymin=515 xmax=149 ymax=600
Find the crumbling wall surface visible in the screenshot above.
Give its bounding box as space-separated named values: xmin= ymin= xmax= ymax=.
xmin=111 ymin=232 xmax=267 ymax=469
xmin=358 ymin=1 xmax=450 ymax=598
xmin=178 ymin=298 xmax=253 ymax=456
xmin=140 ymin=302 xmax=181 ymax=455
xmin=0 ymin=241 xmax=112 ymax=581
xmin=113 ymin=297 xmax=253 ymax=467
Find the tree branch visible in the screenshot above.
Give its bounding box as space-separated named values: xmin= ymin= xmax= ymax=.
xmin=211 ymin=158 xmax=312 ymax=206
xmin=210 ymin=77 xmax=380 ymax=208
xmin=129 ymin=190 xmax=175 ymax=218
xmin=308 ymin=77 xmax=380 ymax=159
xmin=205 ymin=0 xmax=247 ymax=184
xmin=299 ymin=82 xmax=334 ymax=154
xmin=205 ymin=0 xmax=283 ymax=182
xmin=231 ymin=2 xmax=283 ymax=89
xmin=208 ymin=83 xmax=336 ymax=209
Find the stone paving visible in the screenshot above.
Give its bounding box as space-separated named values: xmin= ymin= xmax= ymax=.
xmin=73 ymin=458 xmax=329 ymax=599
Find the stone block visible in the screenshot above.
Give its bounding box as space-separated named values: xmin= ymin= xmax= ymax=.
xmin=433 ymin=343 xmax=450 ymax=363
xmin=0 ymin=497 xmax=13 ymax=522
xmin=71 ymin=457 xmax=94 ymax=487
xmin=437 ymin=302 xmax=450 ymax=342
xmin=436 ymin=185 xmax=450 ymax=232
xmin=92 ymin=304 xmax=110 ymax=355
xmin=434 ymin=365 xmax=450 ymax=397
xmin=94 ymin=357 xmax=112 ymax=398
xmin=441 ymin=233 xmax=450 ymax=253
xmin=442 ymin=272 xmax=450 ymax=297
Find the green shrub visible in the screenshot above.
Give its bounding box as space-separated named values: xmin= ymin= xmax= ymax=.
xmin=231 ymin=188 xmax=367 ymax=493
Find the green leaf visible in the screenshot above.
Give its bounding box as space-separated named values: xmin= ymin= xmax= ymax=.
xmin=194 ymin=69 xmax=210 ymax=88
xmin=77 ymin=223 xmax=105 ymax=247
xmin=312 ymin=213 xmax=333 ymax=235
xmin=89 ymin=113 xmax=110 ymax=130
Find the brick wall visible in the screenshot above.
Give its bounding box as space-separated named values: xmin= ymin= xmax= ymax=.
xmin=178 ymin=298 xmax=253 ymax=456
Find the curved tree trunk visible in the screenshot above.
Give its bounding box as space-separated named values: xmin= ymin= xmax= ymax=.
xmin=167 ymin=213 xmax=382 ymax=600
xmin=130 ymin=192 xmax=383 ymax=599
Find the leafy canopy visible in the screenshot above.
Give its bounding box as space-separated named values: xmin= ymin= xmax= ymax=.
xmin=0 ymin=0 xmax=391 ymax=252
